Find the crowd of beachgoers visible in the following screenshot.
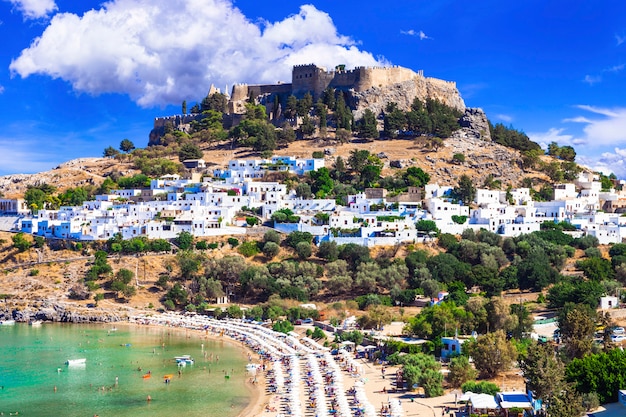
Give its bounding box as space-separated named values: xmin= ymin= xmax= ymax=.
xmin=129 ymin=313 xmax=404 ymax=417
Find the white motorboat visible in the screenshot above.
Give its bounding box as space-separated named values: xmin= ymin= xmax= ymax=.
xmin=0 ymin=320 xmax=15 ymax=326
xmin=30 ymin=320 xmax=42 ymax=326
xmin=66 ymin=358 xmax=87 ymax=366
xmin=174 ymin=355 xmax=194 ymax=365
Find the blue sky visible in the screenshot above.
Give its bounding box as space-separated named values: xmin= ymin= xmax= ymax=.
xmin=0 ymin=0 xmax=625 ymax=177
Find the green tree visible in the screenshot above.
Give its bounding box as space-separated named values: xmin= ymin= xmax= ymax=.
xmin=383 ymin=102 xmax=406 ymax=138
xmin=403 ymin=167 xmax=430 ymax=188
xmin=103 ymin=146 xmax=120 ymax=158
xmin=520 ymin=341 xmax=565 ymax=401
xmin=558 ymin=303 xmax=595 ymax=360
xmin=200 ymin=92 xmax=228 ymax=113
xmin=452 ymin=175 xmax=476 ymax=204
xmin=263 ymin=230 xmax=281 ymax=245
xmin=277 ymin=123 xmax=296 ymax=146
xmin=546 ymin=385 xmax=584 ymax=417
xmin=447 ymin=355 xmax=478 ymax=388
xmin=308 ymin=167 xmax=334 ymax=197
xmin=285 ymin=231 xmax=313 ymax=248
xmin=397 ymin=353 xmax=444 ymax=397
xmin=416 ymin=220 xmax=439 ymax=236
xmin=262 ymin=241 xmax=280 ymax=259
xmin=284 ymin=95 xmax=298 ymax=119
xmin=299 ymin=114 xmax=316 ymax=137
xmin=318 ymin=241 xmax=339 ymax=261
xmin=178 ymin=142 xmax=203 ymax=162
xmin=566 ymin=348 xmax=626 ymax=404
xmin=12 ymin=232 xmax=31 ymax=252
xmin=295 ymin=241 xmax=312 ymax=259
xmin=182 ymin=100 xmax=187 ymax=115
xmin=175 ymin=231 xmax=194 ymax=250
xmin=357 ymin=109 xmax=379 ymax=139
xmin=119 ymin=139 xmax=135 ymax=153
xmin=465 ymin=330 xmax=517 ymax=378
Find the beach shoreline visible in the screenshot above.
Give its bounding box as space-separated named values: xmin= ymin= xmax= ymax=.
xmin=113 ymin=320 xmax=267 ymax=417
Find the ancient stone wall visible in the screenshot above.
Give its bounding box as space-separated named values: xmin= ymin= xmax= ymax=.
xmin=224 ymin=65 xmax=465 ymax=119
xmin=353 ymin=66 xmax=419 ymax=92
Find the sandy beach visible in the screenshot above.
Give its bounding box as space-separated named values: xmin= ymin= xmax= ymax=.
xmin=126 ymin=313 xmax=465 ymax=417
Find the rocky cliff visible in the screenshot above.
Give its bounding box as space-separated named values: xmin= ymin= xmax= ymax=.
xmin=351 ymin=77 xmax=466 ymax=121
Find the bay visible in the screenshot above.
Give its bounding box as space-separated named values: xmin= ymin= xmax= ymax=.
xmin=0 ymin=323 xmax=252 ymax=417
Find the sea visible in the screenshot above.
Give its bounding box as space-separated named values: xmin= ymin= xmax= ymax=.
xmin=0 ymin=322 xmax=252 ymax=417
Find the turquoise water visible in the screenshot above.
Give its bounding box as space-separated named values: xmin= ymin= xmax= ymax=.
xmin=0 ymin=323 xmax=252 ymax=417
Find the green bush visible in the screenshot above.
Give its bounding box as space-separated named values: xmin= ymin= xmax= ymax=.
xmin=461 ymin=381 xmax=500 ymax=395
xmin=238 ymin=241 xmax=260 ymax=257
xmin=227 ymin=237 xmax=239 ymax=247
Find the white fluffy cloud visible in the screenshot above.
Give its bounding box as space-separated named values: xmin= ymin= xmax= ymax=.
xmin=6 ymin=0 xmax=57 ymax=19
xmin=9 ymin=1 xmax=384 ymax=107
xmin=529 ymin=105 xmax=626 ymax=177
xmin=532 ymin=105 xmax=626 ymax=148
xmin=570 ymin=105 xmax=626 ymax=146
xmin=578 ymin=148 xmax=626 ymax=178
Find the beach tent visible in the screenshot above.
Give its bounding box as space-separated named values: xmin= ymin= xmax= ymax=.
xmin=497 ymin=392 xmax=533 ymax=410
xmin=459 ymin=391 xmax=474 ymax=402
xmin=469 ymin=393 xmax=499 ymax=412
xmin=470 ymin=393 xmax=498 ymax=408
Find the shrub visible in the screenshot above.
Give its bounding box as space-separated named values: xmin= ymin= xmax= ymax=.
xmin=295 ymin=241 xmax=312 ymax=259
xmin=227 ymin=237 xmax=239 ymax=247
xmin=461 ymin=381 xmax=500 ymax=396
xmin=262 ymin=241 xmax=280 ymax=259
xmin=264 ymin=230 xmax=281 ymax=244
xmin=238 ymin=241 xmax=260 ymax=257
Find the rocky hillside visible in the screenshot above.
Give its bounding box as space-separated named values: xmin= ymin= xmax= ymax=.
xmin=0 ymin=134 xmax=554 ymax=199
xmin=352 ymin=77 xmax=466 ymax=121
xmin=0 ymin=157 xmax=140 ymax=199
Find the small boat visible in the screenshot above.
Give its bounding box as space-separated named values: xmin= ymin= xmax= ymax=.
xmin=246 ymin=363 xmax=261 ymax=372
xmin=66 ymin=358 xmax=87 ymax=366
xmin=0 ymin=320 xmax=16 ymax=326
xmin=142 ymin=373 xmax=152 ymax=379
xmin=163 ymin=374 xmax=174 ymax=379
xmin=30 ymin=320 xmax=43 ymax=326
xmin=109 ymin=327 xmax=118 ymax=332
xmin=174 ymin=355 xmax=194 ymax=365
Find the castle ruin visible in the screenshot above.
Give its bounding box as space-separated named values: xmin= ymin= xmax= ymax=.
xmin=230 ymin=64 xmax=465 ymax=114
xmin=151 ymin=64 xmax=467 ymax=143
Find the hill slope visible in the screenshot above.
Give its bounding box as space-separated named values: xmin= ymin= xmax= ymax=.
xmin=0 ymin=136 xmax=552 ymax=198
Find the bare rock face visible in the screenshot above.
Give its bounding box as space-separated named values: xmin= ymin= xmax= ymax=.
xmin=457 ymin=108 xmax=491 ymax=141
xmin=351 ymin=77 xmax=466 ymax=120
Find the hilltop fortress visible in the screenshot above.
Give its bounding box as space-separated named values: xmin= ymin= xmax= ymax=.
xmin=230 ymin=64 xmax=465 ymax=116
xmin=152 ymin=64 xmax=471 ymax=141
